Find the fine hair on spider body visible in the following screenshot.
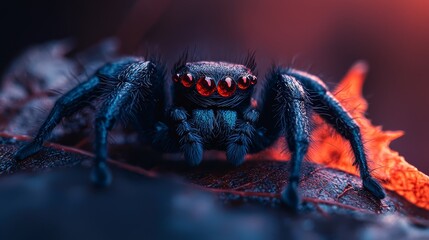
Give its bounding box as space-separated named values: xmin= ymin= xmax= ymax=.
xmin=14 ymin=53 xmax=385 ymax=210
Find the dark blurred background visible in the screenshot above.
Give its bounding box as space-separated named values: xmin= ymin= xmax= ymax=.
xmin=1 ymin=0 xmax=428 ymax=174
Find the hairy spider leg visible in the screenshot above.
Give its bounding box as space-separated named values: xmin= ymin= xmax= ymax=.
xmin=14 ymin=57 xmax=140 ymax=161
xmin=15 ymin=57 xmax=164 ymax=187
xmin=276 ymin=73 xmax=311 ymax=209
xmin=14 ymin=75 xmax=103 ymax=161
xmin=253 ymin=70 xmax=311 ymax=209
xmin=91 ymin=60 xmax=159 ymax=186
xmin=169 ymin=107 xmax=203 ymax=166
xmin=287 ymin=69 xmax=386 ymax=199
xmin=225 ymin=107 xmax=259 ymax=166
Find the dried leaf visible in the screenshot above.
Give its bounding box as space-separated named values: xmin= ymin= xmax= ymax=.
xmin=1 ymin=143 xmax=428 ymax=240
xmin=1 ymin=134 xmax=428 ymax=224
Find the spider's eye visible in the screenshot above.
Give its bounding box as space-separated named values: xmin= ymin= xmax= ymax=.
xmin=196 ymin=76 xmax=216 ymax=96
xmin=172 ymin=74 xmax=180 ymax=83
xmin=237 ymin=76 xmax=251 ymax=90
xmin=217 ymin=77 xmax=237 ymax=97
xmin=248 ymin=75 xmax=257 ymax=85
xmin=179 ymin=73 xmax=193 ymax=87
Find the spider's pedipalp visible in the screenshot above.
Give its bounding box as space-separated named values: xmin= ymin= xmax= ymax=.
xmin=170 ymin=107 xmax=203 ymax=166
xmin=226 ymin=107 xmax=259 ymax=166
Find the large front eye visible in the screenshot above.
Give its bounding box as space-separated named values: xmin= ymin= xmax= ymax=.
xmin=237 ymin=76 xmax=251 ymax=90
xmin=179 ymin=73 xmax=193 ymax=87
xmin=172 ymin=74 xmax=180 ymax=82
xmin=196 ymin=76 xmax=216 ymax=96
xmin=217 ymin=77 xmax=236 ymax=97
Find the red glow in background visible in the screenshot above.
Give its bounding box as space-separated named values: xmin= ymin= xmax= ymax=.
xmin=1 ymin=0 xmax=429 ymax=174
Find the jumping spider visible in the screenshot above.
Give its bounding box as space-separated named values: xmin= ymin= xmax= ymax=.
xmin=14 ymin=53 xmax=386 ymax=209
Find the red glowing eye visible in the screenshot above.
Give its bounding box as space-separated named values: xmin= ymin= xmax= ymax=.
xmin=238 ymin=76 xmax=251 ymax=90
xmin=248 ymin=75 xmax=257 ymax=85
xmin=180 ymin=73 xmax=193 ymax=87
xmin=196 ymin=77 xmax=216 ymax=96
xmin=217 ymin=77 xmax=237 ymax=97
xmin=172 ymin=74 xmax=180 ymax=82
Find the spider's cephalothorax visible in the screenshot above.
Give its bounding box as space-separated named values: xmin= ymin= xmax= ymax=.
xmin=14 ymin=55 xmax=386 ymax=209
xmin=169 ymin=61 xmax=260 ymax=153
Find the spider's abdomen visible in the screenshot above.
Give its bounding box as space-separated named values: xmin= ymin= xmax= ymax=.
xmin=191 ymin=109 xmax=237 ymax=149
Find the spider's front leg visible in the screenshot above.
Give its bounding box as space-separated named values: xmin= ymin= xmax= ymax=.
xmin=278 ymin=76 xmax=311 ymax=209
xmin=14 ymin=57 xmax=164 ymax=187
xmin=260 ymin=72 xmax=311 ymax=209
xmin=287 ymin=68 xmax=386 ymax=200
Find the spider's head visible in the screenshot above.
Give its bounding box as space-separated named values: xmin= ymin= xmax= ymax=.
xmin=172 ymin=61 xmax=257 ymax=108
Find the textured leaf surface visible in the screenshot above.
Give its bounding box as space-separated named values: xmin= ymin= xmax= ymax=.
xmin=0 ymin=136 xmax=428 ymax=239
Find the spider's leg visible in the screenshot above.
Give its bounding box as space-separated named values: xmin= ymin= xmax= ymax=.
xmin=14 ymin=75 xmax=102 ymax=160
xmin=226 ymin=107 xmax=259 ymax=166
xmin=90 ymin=60 xmax=162 ymax=187
xmin=15 ymin=57 xmax=164 ymax=187
xmin=261 ymin=70 xmax=311 ymax=209
xmin=287 ymin=69 xmax=386 ymax=199
xmin=14 ymin=58 xmax=141 ymax=161
xmin=169 ymin=108 xmax=203 ymax=166
xmin=278 ymin=75 xmax=311 ymax=209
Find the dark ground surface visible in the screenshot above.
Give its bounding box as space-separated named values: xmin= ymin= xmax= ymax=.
xmin=0 ymin=136 xmax=428 ymax=240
